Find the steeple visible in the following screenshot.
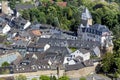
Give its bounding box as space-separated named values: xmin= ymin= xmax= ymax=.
xmin=81 ymin=7 xmax=92 ymax=26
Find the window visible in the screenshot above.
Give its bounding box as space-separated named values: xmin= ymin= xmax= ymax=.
xmin=28 ymin=48 xmax=33 ymax=51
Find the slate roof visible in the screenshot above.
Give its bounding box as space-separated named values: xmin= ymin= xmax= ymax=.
xmin=92 ymin=24 xmax=110 ymax=33
xmin=65 ymin=62 xmax=85 ymax=71
xmin=50 ymin=33 xmax=77 ymax=40
xmin=15 ymin=4 xmax=34 ymax=11
xmin=79 ymin=48 xmax=89 ymax=54
xmin=12 ymin=40 xmax=29 ymax=48
xmin=65 ymin=59 xmax=94 ymax=71
xmin=45 ymin=46 xmax=70 ymax=56
xmin=37 ymin=38 xmax=100 ymax=49
xmin=83 ymin=60 xmax=94 ymax=67
xmin=67 ymin=39 xmax=100 ymax=49
xmin=81 ymin=24 xmax=111 ymax=36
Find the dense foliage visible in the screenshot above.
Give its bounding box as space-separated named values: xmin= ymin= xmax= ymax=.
xmin=15 ymin=75 xmax=27 ymax=80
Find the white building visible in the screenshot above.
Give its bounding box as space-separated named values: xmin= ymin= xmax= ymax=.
xmin=63 ymin=49 xmax=90 ymax=65
xmin=2 ymin=24 xmax=11 ymax=34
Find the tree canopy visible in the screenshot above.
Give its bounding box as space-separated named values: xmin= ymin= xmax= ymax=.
xmin=1 ymin=62 xmax=10 ymax=67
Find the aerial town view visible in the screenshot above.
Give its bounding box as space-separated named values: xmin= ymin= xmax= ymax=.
xmin=0 ymin=0 xmax=120 ymax=80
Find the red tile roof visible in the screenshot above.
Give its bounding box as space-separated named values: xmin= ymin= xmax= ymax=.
xmin=56 ymin=2 xmax=67 ymax=7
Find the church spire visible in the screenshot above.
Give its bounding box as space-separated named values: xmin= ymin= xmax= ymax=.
xmin=81 ymin=7 xmax=92 ymax=26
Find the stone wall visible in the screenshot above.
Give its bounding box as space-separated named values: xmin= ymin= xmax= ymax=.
xmin=65 ymin=65 xmax=97 ymax=78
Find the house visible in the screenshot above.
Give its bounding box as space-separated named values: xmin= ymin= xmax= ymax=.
xmin=77 ymin=8 xmax=113 ymax=48
xmin=65 ymin=59 xmax=93 ymax=71
xmin=27 ymin=42 xmax=50 ymax=52
xmin=11 ymin=17 xmax=31 ymax=30
xmin=63 ymin=48 xmax=90 ymax=65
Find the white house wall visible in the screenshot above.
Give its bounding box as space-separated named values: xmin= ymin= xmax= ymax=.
xmin=24 ymin=21 xmax=31 ymax=30
xmin=2 ymin=24 xmax=11 ymax=34
xmin=82 ymin=52 xmax=90 ymax=61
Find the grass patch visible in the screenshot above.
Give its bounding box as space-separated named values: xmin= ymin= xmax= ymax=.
xmin=69 ymin=47 xmax=77 ymax=52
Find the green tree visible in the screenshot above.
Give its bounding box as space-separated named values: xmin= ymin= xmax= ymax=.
xmin=22 ymin=10 xmax=30 ymax=20
xmin=101 ymin=52 xmax=114 ymax=73
xmin=114 ymin=58 xmax=120 ymax=73
xmin=58 ymin=76 xmax=69 ymax=80
xmin=80 ymin=77 xmax=86 ymax=80
xmin=50 ymin=76 xmax=57 ymax=80
xmin=15 ymin=75 xmax=27 ymax=80
xmin=32 ymin=78 xmax=37 ymax=80
xmin=2 ymin=62 xmax=10 ymax=67
xmin=9 ymin=0 xmax=16 ymax=9
xmin=40 ymin=75 xmax=50 ymax=80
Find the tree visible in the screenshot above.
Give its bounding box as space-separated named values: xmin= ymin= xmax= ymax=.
xmin=101 ymin=52 xmax=114 ymax=73
xmin=80 ymin=77 xmax=86 ymax=80
xmin=58 ymin=76 xmax=69 ymax=80
xmin=9 ymin=0 xmax=16 ymax=9
xmin=32 ymin=78 xmax=37 ymax=80
xmin=22 ymin=10 xmax=30 ymax=20
xmin=50 ymin=76 xmax=57 ymax=80
xmin=114 ymin=58 xmax=120 ymax=73
xmin=15 ymin=75 xmax=27 ymax=80
xmin=40 ymin=75 xmax=50 ymax=80
xmin=2 ymin=62 xmax=10 ymax=67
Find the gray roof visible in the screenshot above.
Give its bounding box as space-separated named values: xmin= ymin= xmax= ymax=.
xmin=65 ymin=59 xmax=94 ymax=71
xmin=92 ymin=24 xmax=110 ymax=32
xmin=80 ymin=24 xmax=110 ymax=35
xmin=15 ymin=4 xmax=34 ymax=11
xmin=79 ymin=48 xmax=89 ymax=54
xmin=65 ymin=62 xmax=85 ymax=71
xmin=83 ymin=60 xmax=94 ymax=67
xmin=12 ymin=40 xmax=29 ymax=48
xmin=93 ymin=46 xmax=100 ymax=56
xmin=45 ymin=46 xmax=70 ymax=56
xmin=11 ymin=17 xmax=29 ymax=29
xmin=37 ymin=38 xmax=100 ymax=49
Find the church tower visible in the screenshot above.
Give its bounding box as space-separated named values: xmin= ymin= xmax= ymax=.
xmin=81 ymin=8 xmax=92 ymax=26
xmin=77 ymin=8 xmax=92 ymax=39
